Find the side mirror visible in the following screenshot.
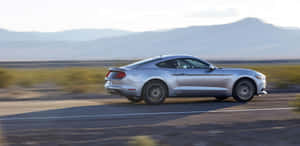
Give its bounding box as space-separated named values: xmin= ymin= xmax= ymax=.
xmin=209 ymin=64 xmax=216 ymax=71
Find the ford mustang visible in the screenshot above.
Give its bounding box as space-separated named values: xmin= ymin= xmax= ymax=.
xmin=105 ymin=55 xmax=267 ymax=104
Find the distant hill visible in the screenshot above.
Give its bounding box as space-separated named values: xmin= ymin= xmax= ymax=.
xmin=0 ymin=17 xmax=300 ymax=60
xmin=0 ymin=29 xmax=132 ymax=41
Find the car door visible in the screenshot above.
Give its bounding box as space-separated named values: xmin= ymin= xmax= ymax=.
xmin=155 ymin=59 xmax=182 ymax=96
xmin=175 ymin=58 xmax=232 ymax=96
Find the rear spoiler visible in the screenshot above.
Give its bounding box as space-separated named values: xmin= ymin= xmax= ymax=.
xmin=108 ymin=67 xmax=127 ymax=72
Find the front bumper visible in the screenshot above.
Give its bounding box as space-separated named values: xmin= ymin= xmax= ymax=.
xmin=257 ymin=78 xmax=268 ymax=95
xmin=258 ymin=88 xmax=268 ymax=95
xmin=104 ymin=81 xmax=138 ymax=97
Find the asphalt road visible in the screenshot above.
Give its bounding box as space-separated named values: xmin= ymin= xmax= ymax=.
xmin=0 ymin=93 xmax=299 ymax=146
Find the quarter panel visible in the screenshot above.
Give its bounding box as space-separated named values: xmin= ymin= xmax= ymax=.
xmin=128 ymin=68 xmax=178 ymax=97
xmin=225 ymin=69 xmax=259 ymax=95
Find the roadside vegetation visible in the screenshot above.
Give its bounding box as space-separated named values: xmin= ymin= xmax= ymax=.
xmin=59 ymin=68 xmax=106 ymax=93
xmin=0 ymin=67 xmax=107 ymax=93
xmin=0 ymin=68 xmax=14 ymax=88
xmin=291 ymin=94 xmax=300 ymax=112
xmin=128 ymin=136 xmax=158 ymax=146
xmin=0 ymin=64 xmax=300 ymax=93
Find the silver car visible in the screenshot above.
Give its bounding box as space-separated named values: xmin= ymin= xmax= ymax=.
xmin=105 ymin=55 xmax=267 ymax=104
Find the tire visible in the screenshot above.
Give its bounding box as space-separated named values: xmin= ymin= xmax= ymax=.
xmin=143 ymin=81 xmax=167 ymax=105
xmin=215 ymin=96 xmax=229 ymax=101
xmin=126 ymin=96 xmax=143 ymax=103
xmin=233 ymin=79 xmax=256 ymax=102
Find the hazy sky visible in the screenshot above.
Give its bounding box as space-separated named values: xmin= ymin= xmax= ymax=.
xmin=0 ymin=0 xmax=298 ymax=32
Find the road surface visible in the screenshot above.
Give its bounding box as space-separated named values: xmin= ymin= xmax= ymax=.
xmin=0 ymin=93 xmax=299 ymax=146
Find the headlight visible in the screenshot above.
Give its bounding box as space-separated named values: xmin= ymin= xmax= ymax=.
xmin=255 ymin=73 xmax=265 ymax=80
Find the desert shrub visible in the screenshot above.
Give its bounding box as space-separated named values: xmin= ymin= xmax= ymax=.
xmin=60 ymin=69 xmax=93 ymax=93
xmin=0 ymin=69 xmax=13 ymax=88
xmin=17 ymin=79 xmax=35 ymax=88
xmin=15 ymin=73 xmax=37 ymax=88
xmin=56 ymin=68 xmax=107 ymax=93
xmin=291 ymin=95 xmax=300 ymax=112
xmin=5 ymin=67 xmax=107 ymax=93
xmin=9 ymin=69 xmax=47 ymax=88
xmin=128 ymin=136 xmax=157 ymax=146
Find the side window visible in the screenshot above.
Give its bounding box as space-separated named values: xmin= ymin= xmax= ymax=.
xmin=156 ymin=60 xmax=178 ymax=68
xmin=176 ymin=59 xmax=192 ymax=69
xmin=156 ymin=58 xmax=209 ymax=69
xmin=183 ymin=58 xmax=209 ymax=69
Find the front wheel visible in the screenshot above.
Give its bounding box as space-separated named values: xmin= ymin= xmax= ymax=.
xmin=143 ymin=81 xmax=167 ymax=105
xmin=233 ymin=79 xmax=256 ymax=102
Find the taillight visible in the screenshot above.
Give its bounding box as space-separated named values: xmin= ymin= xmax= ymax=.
xmin=115 ymin=71 xmax=126 ymax=79
xmin=105 ymin=71 xmax=111 ymax=78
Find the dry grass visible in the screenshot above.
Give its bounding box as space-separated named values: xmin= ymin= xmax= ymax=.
xmin=0 ymin=68 xmax=14 ymax=88
xmin=128 ymin=136 xmax=158 ymax=146
xmin=58 ymin=68 xmax=106 ymax=93
xmin=1 ymin=67 xmax=107 ymax=93
xmin=291 ymin=95 xmax=300 ymax=112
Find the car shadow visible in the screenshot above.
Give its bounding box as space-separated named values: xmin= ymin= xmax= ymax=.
xmin=0 ymin=98 xmax=245 ymax=145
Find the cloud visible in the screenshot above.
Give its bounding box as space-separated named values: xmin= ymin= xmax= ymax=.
xmin=186 ymin=8 xmax=239 ymax=18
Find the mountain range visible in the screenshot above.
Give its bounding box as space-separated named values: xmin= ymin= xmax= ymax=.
xmin=0 ymin=29 xmax=132 ymax=41
xmin=0 ymin=17 xmax=300 ymax=60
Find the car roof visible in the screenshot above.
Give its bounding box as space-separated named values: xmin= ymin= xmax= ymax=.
xmin=158 ymin=54 xmax=197 ymax=60
xmin=122 ymin=54 xmax=210 ymax=69
xmin=127 ymin=54 xmax=210 ymax=68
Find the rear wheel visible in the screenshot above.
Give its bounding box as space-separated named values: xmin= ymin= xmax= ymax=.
xmin=126 ymin=96 xmax=143 ymax=103
xmin=233 ymin=79 xmax=256 ymax=102
xmin=143 ymin=81 xmax=167 ymax=105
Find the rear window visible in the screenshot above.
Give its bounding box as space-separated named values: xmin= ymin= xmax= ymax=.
xmin=124 ymin=57 xmax=162 ymax=68
xmin=156 ymin=59 xmax=178 ymax=68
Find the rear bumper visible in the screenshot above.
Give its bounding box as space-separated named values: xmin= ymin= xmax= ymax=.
xmin=104 ymin=81 xmax=138 ymax=97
